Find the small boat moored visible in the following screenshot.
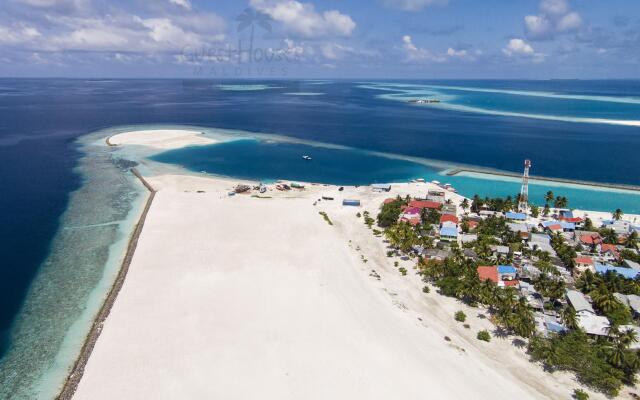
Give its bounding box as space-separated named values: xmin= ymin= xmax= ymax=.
xmin=302 ymin=155 xmax=312 ymax=160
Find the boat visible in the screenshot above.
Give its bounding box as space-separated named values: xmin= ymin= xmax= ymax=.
xmin=302 ymin=155 xmax=312 ymax=160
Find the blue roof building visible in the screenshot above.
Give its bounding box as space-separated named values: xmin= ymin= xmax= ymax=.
xmin=595 ymin=263 xmax=639 ymax=280
xmin=559 ymin=210 xmax=574 ymax=219
xmin=439 ymin=226 xmax=458 ymax=241
xmin=498 ymin=265 xmax=517 ymax=275
xmin=560 ymin=222 xmax=576 ymax=231
xmin=505 ymin=212 xmax=527 ymax=221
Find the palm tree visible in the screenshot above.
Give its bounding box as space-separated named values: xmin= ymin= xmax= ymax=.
xmin=627 ymin=231 xmax=639 ymax=249
xmin=561 ymin=305 xmax=578 ymax=330
xmin=542 ymin=204 xmax=550 ymax=217
xmin=461 ymin=198 xmax=469 ymax=214
xmin=613 ymin=208 xmax=624 ymax=221
xmin=471 ymin=194 xmax=482 ymax=213
xmin=544 ymin=191 xmax=554 ymax=205
xmin=553 ymin=196 xmax=568 ymax=209
xmin=591 ymin=284 xmax=619 ymax=314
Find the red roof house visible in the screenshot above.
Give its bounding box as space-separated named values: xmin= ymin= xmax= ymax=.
xmin=383 ymin=198 xmax=397 ymax=204
xmin=580 ymin=234 xmax=602 ymax=245
xmin=467 ymin=220 xmax=479 ymax=230
xmin=601 ymin=244 xmax=620 ymax=258
xmin=477 ymin=266 xmax=499 ymax=284
xmin=574 ymin=256 xmax=594 ymax=265
xmin=440 ymin=214 xmax=459 ymax=225
xmin=409 ymin=200 xmax=441 ymax=210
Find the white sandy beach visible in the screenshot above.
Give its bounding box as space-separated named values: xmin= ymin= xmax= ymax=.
xmin=73 ymin=130 xmax=629 ymax=399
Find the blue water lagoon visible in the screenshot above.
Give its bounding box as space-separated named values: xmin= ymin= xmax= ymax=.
xmin=151 ymin=135 xmax=640 ymax=214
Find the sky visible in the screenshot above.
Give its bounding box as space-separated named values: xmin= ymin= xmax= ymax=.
xmin=0 ymin=0 xmax=639 ymax=79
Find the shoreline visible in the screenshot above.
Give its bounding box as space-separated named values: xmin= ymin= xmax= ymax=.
xmin=56 ymin=168 xmax=156 ymax=400
xmin=446 ymin=167 xmax=640 ymax=192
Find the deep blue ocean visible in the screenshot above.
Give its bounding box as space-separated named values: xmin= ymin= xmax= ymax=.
xmin=1 ymin=78 xmax=640 ymax=397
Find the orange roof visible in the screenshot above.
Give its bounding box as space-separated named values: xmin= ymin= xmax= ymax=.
xmin=580 ymin=234 xmax=602 ymax=245
xmin=601 ymin=244 xmax=620 ymax=256
xmin=503 ymin=280 xmax=520 ymax=287
xmin=547 ymin=224 xmax=563 ymax=231
xmin=477 ymin=266 xmax=498 ymax=283
xmin=467 ymin=220 xmax=479 ymax=229
xmin=383 ymin=198 xmax=396 ymax=204
xmin=409 ymin=200 xmax=441 ymax=210
xmin=440 ymin=214 xmax=459 ymax=224
xmin=574 ymin=256 xmax=593 ymax=265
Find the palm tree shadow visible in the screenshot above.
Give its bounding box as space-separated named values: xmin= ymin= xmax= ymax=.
xmin=494 ymin=327 xmax=510 ymax=339
xmin=512 ymin=338 xmax=527 ymax=348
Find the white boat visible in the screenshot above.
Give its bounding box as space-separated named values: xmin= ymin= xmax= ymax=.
xmin=302 ymin=155 xmax=312 ymax=160
xmin=431 ymin=180 xmax=441 ymax=185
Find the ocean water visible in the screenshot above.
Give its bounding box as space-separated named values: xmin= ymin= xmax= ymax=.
xmin=151 ymin=137 xmax=640 ymax=214
xmin=1 ymin=78 xmax=640 ymax=398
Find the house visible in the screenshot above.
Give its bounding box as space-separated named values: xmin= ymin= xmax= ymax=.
xmin=560 ymin=216 xmax=584 ymax=228
xmin=423 ymin=248 xmax=451 ymax=261
xmin=426 ymin=190 xmax=446 ymax=204
xmin=439 ymin=226 xmax=458 ymax=242
xmin=409 ymin=200 xmax=441 ymax=210
xmin=477 ymin=266 xmax=499 ymax=283
xmin=603 ymin=220 xmax=632 ymax=235
xmin=580 ymin=233 xmax=603 ymax=252
xmin=371 ymin=183 xmax=391 ymax=192
xmin=467 ymin=220 xmax=479 ymax=231
xmin=595 ymin=263 xmax=639 ymax=279
xmin=505 ymin=212 xmax=527 ymax=221
xmin=578 ymin=314 xmax=611 ymax=336
xmin=459 ymin=233 xmax=478 ymax=244
xmin=479 ymin=210 xmax=497 ymax=218
xmin=441 ymin=203 xmax=457 ymax=216
xmin=491 ymin=245 xmax=510 ymax=257
xmin=498 ymin=265 xmax=517 ymax=280
xmin=566 ymin=288 xmax=611 ymax=336
xmin=559 ymin=210 xmax=574 ymax=219
xmin=623 ymin=259 xmax=640 ymax=271
xmin=399 ymin=216 xmax=421 ymax=226
xmin=463 ymin=248 xmax=479 ymax=261
xmin=566 ymin=290 xmax=595 ymax=315
xmin=541 ymin=220 xmax=565 ymax=233
xmin=440 ymin=214 xmax=459 ymax=225
xmin=573 ymin=256 xmax=595 ymax=276
xmin=383 ymin=198 xmax=397 ymax=205
xmin=601 ymin=244 xmax=620 ymax=261
xmin=507 ymin=222 xmax=531 ymax=234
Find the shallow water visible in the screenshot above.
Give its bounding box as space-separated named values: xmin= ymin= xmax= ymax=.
xmin=151 ymin=134 xmax=640 ymax=214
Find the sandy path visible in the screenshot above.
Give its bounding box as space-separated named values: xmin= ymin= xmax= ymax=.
xmin=74 ymin=186 xmax=545 ymax=400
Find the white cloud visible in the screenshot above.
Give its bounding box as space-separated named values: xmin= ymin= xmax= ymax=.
xmin=502 ymin=38 xmax=545 ymax=62
xmin=524 ymin=0 xmax=582 ymax=40
xmin=446 ymin=47 xmax=467 ymax=57
xmin=0 ymin=24 xmax=42 ymax=45
xmin=540 ymin=0 xmax=568 ymax=16
xmin=169 ymin=0 xmax=192 ymax=10
xmin=382 ymin=0 xmax=448 ymax=11
xmin=557 ymin=11 xmax=582 ymax=32
xmin=250 ymin=0 xmax=355 ymax=38
xmin=401 ymin=35 xmax=444 ymax=62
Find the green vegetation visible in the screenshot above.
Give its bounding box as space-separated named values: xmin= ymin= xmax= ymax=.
xmin=399 ymin=267 xmax=408 ymax=276
xmin=377 ymin=196 xmax=407 ymax=227
xmin=573 ymin=389 xmax=589 ymax=400
xmin=422 ymin=285 xmax=430 ymax=293
xmin=477 ymin=330 xmax=491 ymax=342
xmin=454 ymin=311 xmax=466 ymax=322
xmin=613 ymin=208 xmax=624 ymax=221
xmin=318 ymin=211 xmax=333 ymax=226
xmin=528 ymin=328 xmax=640 ymax=397
xmin=363 ymin=211 xmax=375 ymax=228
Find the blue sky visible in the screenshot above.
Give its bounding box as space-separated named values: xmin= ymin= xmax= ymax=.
xmin=0 ymin=0 xmax=639 ymax=79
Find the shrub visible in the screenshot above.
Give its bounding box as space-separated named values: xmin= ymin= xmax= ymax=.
xmin=386 ymin=250 xmax=394 ymax=257
xmin=318 ymin=211 xmax=333 ymax=225
xmin=463 ymin=324 xmax=470 ymax=329
xmin=454 ymin=311 xmax=467 ymax=323
xmin=394 ymin=261 xmax=399 ymax=268
xmin=356 ymin=212 xmax=361 ymax=218
xmin=477 ymin=330 xmax=491 ymax=342
xmin=573 ymin=389 xmax=589 ymax=400
xmin=399 ymin=267 xmax=407 ymax=276
xmin=422 ymin=285 xmax=430 ymax=293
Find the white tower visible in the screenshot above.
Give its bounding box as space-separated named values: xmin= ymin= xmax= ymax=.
xmin=518 ymin=159 xmax=531 ymax=214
